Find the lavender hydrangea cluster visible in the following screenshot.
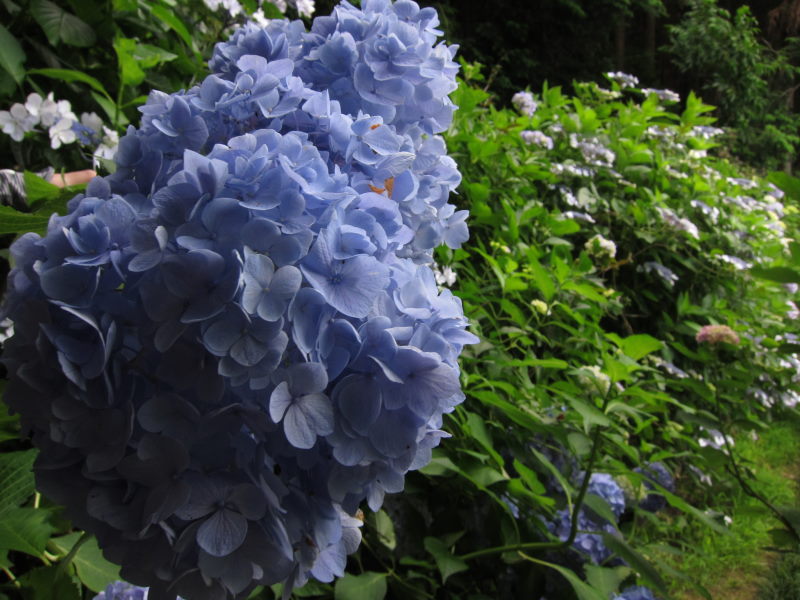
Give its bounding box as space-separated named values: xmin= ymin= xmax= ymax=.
xmin=634 ymin=462 xmax=674 ymax=513
xmin=1 ymin=2 xmax=475 ymax=599
xmin=94 ymin=582 xmax=152 ymax=600
xmin=548 ymin=473 xmax=626 ymax=564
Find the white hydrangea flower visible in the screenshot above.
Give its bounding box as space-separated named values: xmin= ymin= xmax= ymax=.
xmin=511 ymin=91 xmax=537 ymax=116
xmin=269 ymin=0 xmax=288 ymax=10
xmin=656 ymin=206 xmax=699 ymax=239
xmin=94 ymin=126 xmax=120 ymax=166
xmin=520 ymin=130 xmax=553 ymax=149
xmin=0 ymin=103 xmax=38 ymax=141
xmin=291 ymin=0 xmax=314 ymax=17
xmin=642 ymin=88 xmax=680 ymax=103
xmin=584 ymin=234 xmax=616 ymax=259
xmin=24 ymin=92 xmax=61 ymax=127
xmin=80 ymin=112 xmax=104 ymax=136
xmin=575 ymin=365 xmax=611 ymax=396
xmin=562 ymin=210 xmax=595 ymax=223
xmin=606 ymin=71 xmax=639 ymax=88
xmin=640 ymin=261 xmax=679 ymax=287
xmin=433 ymin=265 xmax=456 ymax=287
xmin=49 ymin=117 xmax=78 ymax=149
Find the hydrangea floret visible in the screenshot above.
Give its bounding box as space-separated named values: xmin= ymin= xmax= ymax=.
xmin=0 ymin=2 xmax=476 ymax=599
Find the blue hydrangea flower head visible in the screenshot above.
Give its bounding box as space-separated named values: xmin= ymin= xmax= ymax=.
xmin=634 ymin=462 xmax=674 ymax=512
xmin=613 ymin=585 xmax=657 ymax=600
xmin=93 ymin=581 xmax=150 ymax=600
xmin=1 ymin=2 xmax=474 ymax=599
xmin=587 ymin=472 xmax=626 ymax=519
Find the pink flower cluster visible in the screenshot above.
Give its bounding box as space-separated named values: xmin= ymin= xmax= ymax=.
xmin=695 ymin=324 xmax=740 ymax=345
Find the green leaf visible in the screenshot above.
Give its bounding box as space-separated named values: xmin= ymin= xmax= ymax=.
xmin=0 ymin=449 xmax=37 ymax=514
xmin=584 ymin=565 xmax=632 ymax=597
xmin=424 ymin=537 xmax=469 ymax=583
xmin=0 ymin=400 xmax=21 ymax=444
xmin=582 ymin=494 xmax=619 ymax=529
xmin=23 ymin=171 xmax=61 ymax=204
xmin=30 ymin=0 xmax=96 ymax=47
xmin=19 ymin=565 xmax=81 ymax=600
xmin=49 ymin=533 xmax=120 ymax=592
xmin=601 ymin=533 xmax=668 ymax=594
xmin=619 ymin=334 xmax=663 ymax=360
xmin=567 ymin=397 xmax=611 ymax=430
xmin=513 ymin=459 xmax=546 ymax=494
xmin=505 ymin=358 xmax=569 ymax=369
xmin=133 ymin=43 xmax=178 ymax=69
xmin=372 ymin=510 xmax=396 ymax=551
xmin=114 ymin=37 xmax=146 ymax=87
xmin=750 ymin=266 xmax=800 ymax=284
xmin=334 ymin=572 xmax=387 ymax=600
xmin=0 ymin=507 xmax=56 ymax=558
xmin=0 ymin=23 xmax=25 ymax=84
xmin=27 ymin=68 xmax=111 ymax=99
xmin=91 ymin=92 xmax=128 ymax=127
xmin=147 ymin=3 xmax=194 ymax=50
xmin=528 ymin=260 xmax=556 ymax=301
xmin=0 ymin=205 xmax=51 ymax=235
xmin=533 ymin=558 xmax=606 ymax=600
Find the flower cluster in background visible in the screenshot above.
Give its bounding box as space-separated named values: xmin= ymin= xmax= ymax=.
xmin=1 ymin=2 xmax=474 ymax=599
xmin=0 ymin=93 xmax=119 ymax=165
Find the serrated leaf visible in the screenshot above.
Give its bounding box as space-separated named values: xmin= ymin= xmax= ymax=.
xmin=27 ymin=68 xmax=111 ymax=99
xmin=19 ymin=565 xmax=81 ymax=600
xmin=49 ymin=533 xmax=120 ymax=592
xmin=0 ymin=205 xmax=51 ymax=235
xmin=0 ymin=507 xmax=56 ymax=557
xmin=0 ymin=23 xmax=25 ymax=84
xmin=334 ymin=572 xmax=387 ymax=600
xmin=30 ymin=0 xmax=96 ymax=47
xmin=0 ymin=449 xmax=37 ymax=514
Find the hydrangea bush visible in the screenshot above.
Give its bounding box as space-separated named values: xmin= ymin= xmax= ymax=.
xmin=0 ymin=2 xmax=475 ymax=599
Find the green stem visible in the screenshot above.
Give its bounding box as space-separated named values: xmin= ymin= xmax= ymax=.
xmin=57 ymin=532 xmax=91 ymax=576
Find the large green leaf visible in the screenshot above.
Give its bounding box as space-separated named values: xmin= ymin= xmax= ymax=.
xmin=750 ymin=266 xmax=800 ymax=284
xmin=27 ymin=68 xmax=111 ymax=99
xmin=0 ymin=205 xmax=51 ymax=235
xmin=30 ymin=0 xmax=96 ymax=47
xmin=0 ymin=507 xmax=56 ymax=558
xmin=334 ymin=572 xmax=387 ymax=600
xmin=0 ymin=449 xmax=37 ymax=514
xmin=50 ymin=533 xmax=121 ymax=593
xmin=0 ymin=23 xmax=25 ymax=84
